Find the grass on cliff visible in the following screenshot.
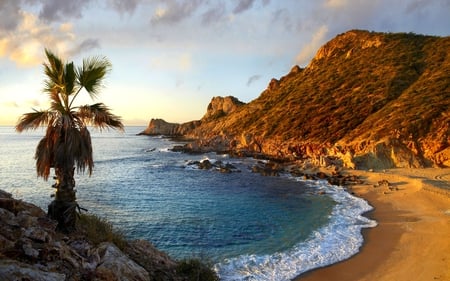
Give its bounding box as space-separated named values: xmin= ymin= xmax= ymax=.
xmin=177 ymin=258 xmax=219 ymax=281
xmin=78 ymin=213 xmax=128 ymax=250
xmin=78 ymin=213 xmax=219 ymax=280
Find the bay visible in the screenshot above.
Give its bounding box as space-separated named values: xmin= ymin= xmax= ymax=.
xmin=0 ymin=126 xmax=376 ymax=280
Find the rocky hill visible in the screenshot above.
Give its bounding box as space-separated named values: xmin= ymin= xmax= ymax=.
xmin=142 ymin=30 xmax=450 ymax=169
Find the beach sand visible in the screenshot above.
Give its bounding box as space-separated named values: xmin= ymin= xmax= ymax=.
xmin=295 ymin=168 xmax=450 ymax=281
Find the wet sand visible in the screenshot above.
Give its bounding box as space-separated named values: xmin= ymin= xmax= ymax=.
xmin=294 ymin=168 xmax=450 ymax=281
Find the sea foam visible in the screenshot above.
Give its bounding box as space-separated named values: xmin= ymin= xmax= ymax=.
xmin=215 ymin=180 xmax=377 ymax=281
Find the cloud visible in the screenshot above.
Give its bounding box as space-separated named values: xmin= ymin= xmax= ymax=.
xmin=2 ymin=101 xmax=19 ymax=108
xmin=324 ymin=0 xmax=348 ymax=8
xmin=150 ymin=0 xmax=273 ymax=25
xmin=405 ymin=0 xmax=450 ymax=16
xmin=110 ymin=0 xmax=140 ymax=15
xmin=66 ymin=38 xmax=101 ymax=57
xmin=0 ymin=11 xmax=51 ymax=66
xmin=175 ymin=77 xmax=184 ymax=88
xmin=295 ymin=25 xmax=329 ymax=66
xmin=247 ymin=74 xmax=261 ymax=86
xmin=2 ymin=99 xmax=41 ymax=109
xmin=233 ymin=0 xmax=270 ymax=14
xmin=39 ymin=0 xmax=92 ymax=22
xmin=233 ymin=0 xmax=256 ymax=14
xmin=9 ymin=40 xmax=43 ymax=66
xmin=151 ymin=0 xmax=205 ymax=25
xmin=271 ymin=9 xmax=292 ymax=31
xmin=201 ymin=2 xmax=227 ymax=25
xmin=26 ymin=99 xmax=41 ymax=107
xmin=0 ymin=0 xmax=22 ymax=32
xmin=150 ymin=53 xmax=192 ymax=71
xmin=0 ymin=11 xmax=89 ymax=66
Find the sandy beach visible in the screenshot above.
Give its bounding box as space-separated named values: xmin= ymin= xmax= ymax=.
xmin=295 ymin=168 xmax=450 ymax=281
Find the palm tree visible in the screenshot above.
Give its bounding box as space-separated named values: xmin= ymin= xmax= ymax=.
xmin=16 ymin=49 xmax=124 ymax=232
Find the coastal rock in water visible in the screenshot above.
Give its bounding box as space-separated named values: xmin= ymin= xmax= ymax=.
xmin=186 ymin=159 xmax=240 ymax=173
xmin=198 ymin=159 xmax=213 ymax=169
xmin=251 ymin=161 xmax=282 ymax=176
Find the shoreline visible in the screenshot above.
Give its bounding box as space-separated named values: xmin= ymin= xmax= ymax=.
xmin=294 ymin=168 xmax=450 ymax=281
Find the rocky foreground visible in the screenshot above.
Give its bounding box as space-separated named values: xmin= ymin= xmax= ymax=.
xmin=0 ymin=189 xmax=216 ymax=281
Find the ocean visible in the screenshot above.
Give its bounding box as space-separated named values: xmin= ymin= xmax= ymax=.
xmin=0 ymin=126 xmax=376 ymax=280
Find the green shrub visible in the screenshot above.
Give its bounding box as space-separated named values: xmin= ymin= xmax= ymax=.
xmin=176 ymin=258 xmax=219 ymax=281
xmin=78 ymin=213 xmax=128 ymax=250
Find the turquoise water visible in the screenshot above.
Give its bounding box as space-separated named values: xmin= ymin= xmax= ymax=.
xmin=0 ymin=126 xmax=376 ymax=280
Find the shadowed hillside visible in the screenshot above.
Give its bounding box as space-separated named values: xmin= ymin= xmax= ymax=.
xmin=143 ymin=30 xmax=450 ymax=169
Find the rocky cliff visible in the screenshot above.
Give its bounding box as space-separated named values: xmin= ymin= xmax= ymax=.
xmin=201 ymin=96 xmax=245 ymax=121
xmin=0 ymin=189 xmax=216 ymax=280
xmin=143 ymin=30 xmax=450 ymax=169
xmin=139 ymin=96 xmax=244 ymax=136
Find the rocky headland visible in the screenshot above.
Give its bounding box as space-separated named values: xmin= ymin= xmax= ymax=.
xmin=0 ymin=189 xmax=216 ymax=281
xmin=140 ymin=30 xmax=450 ymax=170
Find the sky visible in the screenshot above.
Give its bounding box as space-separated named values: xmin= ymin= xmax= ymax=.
xmin=0 ymin=0 xmax=449 ymax=126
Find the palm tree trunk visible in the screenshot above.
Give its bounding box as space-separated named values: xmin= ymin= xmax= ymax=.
xmin=48 ymin=166 xmax=77 ymax=232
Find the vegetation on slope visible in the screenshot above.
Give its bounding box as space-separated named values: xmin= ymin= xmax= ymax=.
xmin=186 ymin=30 xmax=450 ymax=168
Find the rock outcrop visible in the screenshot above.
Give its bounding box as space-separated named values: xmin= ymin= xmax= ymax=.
xmin=0 ymin=189 xmax=208 ymax=281
xmin=139 ymin=96 xmax=245 ymax=136
xmin=138 ymin=118 xmax=178 ymax=136
xmin=202 ymin=96 xmax=245 ymax=121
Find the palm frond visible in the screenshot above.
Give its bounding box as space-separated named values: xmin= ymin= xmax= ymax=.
xmin=76 ymin=103 xmax=124 ymax=131
xmin=54 ymin=126 xmax=93 ymax=176
xmin=64 ymin=62 xmax=77 ymax=96
xmin=35 ymin=136 xmax=53 ymax=180
xmin=35 ymin=125 xmax=61 ymax=180
xmin=43 ymin=49 xmax=73 ymax=112
xmin=16 ymin=110 xmax=54 ymax=132
xmin=44 ymin=49 xmax=64 ymax=82
xmin=77 ymin=127 xmax=93 ymax=175
xmin=75 ymin=56 xmax=112 ymax=100
xmin=43 ymin=49 xmax=64 ymax=94
xmin=50 ymin=100 xmax=66 ymax=113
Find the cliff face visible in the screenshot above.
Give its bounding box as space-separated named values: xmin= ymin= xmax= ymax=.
xmin=144 ymin=30 xmax=450 ymax=169
xmin=202 ymin=96 xmax=245 ymax=121
xmin=139 ymin=118 xmax=179 ymax=135
xmin=139 ymin=96 xmax=244 ymax=136
xmin=0 ymin=189 xmax=183 ymax=280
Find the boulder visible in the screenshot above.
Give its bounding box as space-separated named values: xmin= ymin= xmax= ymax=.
xmin=95 ymin=242 xmax=150 ymax=281
xmin=251 ymin=161 xmax=281 ymax=176
xmin=0 ymin=259 xmax=65 ymax=281
xmin=124 ymin=239 xmax=178 ymax=281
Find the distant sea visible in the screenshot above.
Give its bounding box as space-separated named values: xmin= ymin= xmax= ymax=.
xmin=0 ymin=126 xmax=376 ymax=280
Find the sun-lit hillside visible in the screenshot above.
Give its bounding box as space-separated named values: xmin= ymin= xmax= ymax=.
xmin=146 ymin=30 xmax=450 ymax=168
